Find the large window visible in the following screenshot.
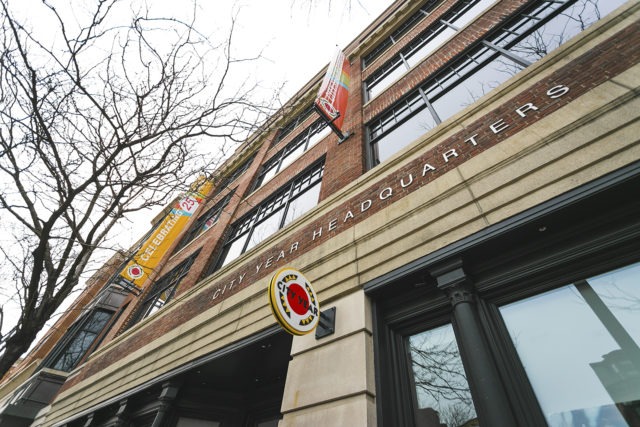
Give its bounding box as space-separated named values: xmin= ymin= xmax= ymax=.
xmin=253 ymin=120 xmax=329 ymax=190
xmin=45 ymin=309 xmax=114 ymax=372
xmin=132 ymin=251 xmax=200 ymax=323
xmin=214 ymin=160 xmax=324 ymax=270
xmin=211 ymin=154 xmax=255 ymax=198
xmin=175 ymin=192 xmax=234 ymax=251
xmin=369 ymin=170 xmax=640 ymax=426
xmin=366 ymin=0 xmax=625 ymax=166
xmin=365 ymin=0 xmax=495 ymax=100
xmin=362 ymin=0 xmax=440 ymax=69
xmin=500 ymin=264 xmax=640 ymax=427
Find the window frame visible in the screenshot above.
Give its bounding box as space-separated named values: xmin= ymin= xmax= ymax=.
xmin=367 ymin=164 xmax=640 ymax=426
xmin=43 ymin=309 xmax=115 ymax=372
xmin=253 ymin=120 xmax=329 ymax=190
xmin=365 ymin=0 xmax=594 ymax=168
xmin=212 ymin=159 xmax=325 ymax=272
xmin=131 ymin=250 xmax=201 ymax=325
xmin=362 ymin=0 xmax=441 ymax=69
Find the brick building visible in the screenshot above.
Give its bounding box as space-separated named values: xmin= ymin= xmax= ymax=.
xmin=1 ymin=0 xmax=639 ymax=425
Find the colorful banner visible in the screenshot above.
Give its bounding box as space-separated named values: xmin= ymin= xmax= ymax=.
xmin=118 ymin=178 xmax=214 ymax=290
xmin=314 ymin=48 xmax=350 ymax=135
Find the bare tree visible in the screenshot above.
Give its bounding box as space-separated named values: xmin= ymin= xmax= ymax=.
xmin=0 ymin=0 xmax=276 ymax=378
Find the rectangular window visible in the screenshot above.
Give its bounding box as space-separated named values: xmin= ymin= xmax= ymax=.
xmin=133 ymin=251 xmax=200 ymax=323
xmin=175 ymin=192 xmax=234 ymax=251
xmin=500 ymin=263 xmax=640 ymax=427
xmin=362 ymin=0 xmax=441 ymax=68
xmin=46 ymin=309 xmax=113 ymax=372
xmin=275 ymin=104 xmax=317 ymax=146
xmin=364 ymin=0 xmax=494 ymax=101
xmin=253 ymin=120 xmax=329 ymax=190
xmin=366 ymin=0 xmax=624 ymax=167
xmin=212 ymin=154 xmax=255 ymax=198
xmin=409 ymin=323 xmax=478 ymax=426
xmin=214 ymin=160 xmax=324 ymax=270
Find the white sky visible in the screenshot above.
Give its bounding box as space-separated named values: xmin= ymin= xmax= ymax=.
xmin=1 ymin=0 xmax=393 ymax=340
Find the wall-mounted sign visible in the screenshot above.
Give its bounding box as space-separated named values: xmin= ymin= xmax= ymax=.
xmin=314 ymin=48 xmax=351 ymax=141
xmin=268 ymin=267 xmax=320 ymax=336
xmin=118 ymin=178 xmax=214 ymax=291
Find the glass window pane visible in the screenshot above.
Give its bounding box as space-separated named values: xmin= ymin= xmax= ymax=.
xmin=52 ymin=310 xmax=111 ymax=371
xmin=280 ymin=142 xmax=306 ymax=172
xmin=510 ymin=0 xmax=628 ymax=65
xmin=221 ymin=233 xmax=249 ymax=267
xmin=409 ymin=324 xmax=478 ymax=427
xmin=449 ymin=0 xmax=495 ymax=30
xmin=375 ymin=108 xmax=436 ymax=164
xmin=432 ymin=55 xmax=522 ymax=122
xmin=283 ymin=181 xmax=321 ymax=226
xmin=245 ymin=208 xmax=285 ymax=252
xmin=369 ymin=63 xmax=410 ymax=99
xmin=307 ymin=123 xmax=331 ymax=147
xmin=500 ymin=262 xmax=640 ymax=427
xmin=406 ymin=26 xmax=456 ymax=68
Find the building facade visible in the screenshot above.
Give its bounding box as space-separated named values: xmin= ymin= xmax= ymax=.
xmin=1 ymin=0 xmax=639 ymax=425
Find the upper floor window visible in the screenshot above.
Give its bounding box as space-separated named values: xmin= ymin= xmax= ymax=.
xmin=212 ymin=154 xmax=255 ymax=198
xmin=213 ymin=160 xmax=324 ymax=271
xmin=45 ymin=309 xmax=114 ymax=372
xmin=365 ymin=0 xmax=495 ymax=101
xmin=174 ymin=192 xmax=234 ymax=251
xmin=362 ymin=0 xmax=440 ymax=69
xmin=132 ymin=250 xmax=200 ymax=323
xmin=366 ymin=0 xmax=624 ymax=166
xmin=253 ymin=120 xmax=329 ymax=190
xmin=275 ymin=104 xmax=317 ymax=146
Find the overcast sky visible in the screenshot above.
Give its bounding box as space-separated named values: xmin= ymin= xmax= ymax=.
xmin=1 ymin=0 xmax=393 ymax=339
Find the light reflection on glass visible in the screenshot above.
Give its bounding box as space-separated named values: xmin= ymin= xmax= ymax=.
xmin=500 ymin=262 xmax=640 ymax=427
xmin=409 ymin=324 xmax=479 ymax=427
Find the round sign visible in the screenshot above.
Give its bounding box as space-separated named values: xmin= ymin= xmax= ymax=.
xmin=127 ymin=264 xmax=145 ymax=280
xmin=268 ymin=267 xmax=320 ymax=336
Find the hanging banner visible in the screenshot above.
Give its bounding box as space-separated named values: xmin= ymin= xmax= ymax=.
xmin=314 ymin=48 xmax=351 ymax=139
xmin=268 ymin=267 xmax=320 ymax=336
xmin=117 ymin=178 xmax=214 ymax=290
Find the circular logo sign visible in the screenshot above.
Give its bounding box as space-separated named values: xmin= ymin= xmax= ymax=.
xmin=268 ymin=267 xmax=320 ymax=336
xmin=127 ymin=264 xmax=145 ymax=280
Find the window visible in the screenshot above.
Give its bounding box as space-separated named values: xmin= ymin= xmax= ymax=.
xmin=366 ymin=0 xmax=624 ymax=166
xmin=132 ymin=251 xmax=200 ymax=323
xmin=253 ymin=120 xmax=329 ymax=190
xmin=175 ymin=192 xmax=234 ymax=251
xmin=212 ymin=154 xmax=255 ymax=198
xmin=362 ymin=0 xmax=440 ymax=69
xmin=214 ymin=160 xmax=324 ymax=270
xmin=500 ymin=264 xmax=640 ymax=427
xmin=369 ymin=170 xmax=640 ymax=426
xmin=275 ymin=104 xmax=317 ymax=146
xmin=365 ymin=0 xmax=495 ymax=100
xmin=45 ymin=309 xmax=113 ymax=372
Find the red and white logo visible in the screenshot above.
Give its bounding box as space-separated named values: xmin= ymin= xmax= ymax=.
xmin=127 ymin=264 xmax=145 ymax=280
xmin=268 ymin=267 xmax=320 ymax=336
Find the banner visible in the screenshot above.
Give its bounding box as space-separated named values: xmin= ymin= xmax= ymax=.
xmin=117 ymin=178 xmax=214 ymax=290
xmin=314 ymin=48 xmax=350 ymax=135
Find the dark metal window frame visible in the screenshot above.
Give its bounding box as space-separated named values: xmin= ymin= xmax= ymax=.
xmin=212 ymin=159 xmax=325 ymax=272
xmin=131 ymin=250 xmax=201 ymax=325
xmin=212 ymin=154 xmax=255 ymax=198
xmin=365 ymin=0 xmax=493 ymax=101
xmin=43 ymin=309 xmax=115 ymax=372
xmin=274 ymin=104 xmax=317 ymax=146
xmin=367 ymin=163 xmax=640 ymax=426
xmin=362 ymin=0 xmax=441 ymax=69
xmin=366 ymin=0 xmax=579 ymax=168
xmin=253 ymin=120 xmax=328 ymax=190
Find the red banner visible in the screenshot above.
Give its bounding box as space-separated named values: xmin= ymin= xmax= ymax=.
xmin=315 ymin=49 xmax=350 ymax=134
